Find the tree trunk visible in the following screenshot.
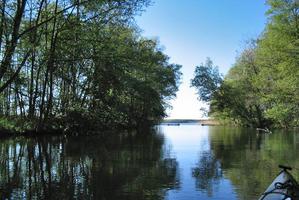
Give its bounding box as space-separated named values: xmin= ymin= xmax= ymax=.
xmin=0 ymin=0 xmax=27 ymax=82
xmin=0 ymin=0 xmax=7 ymax=51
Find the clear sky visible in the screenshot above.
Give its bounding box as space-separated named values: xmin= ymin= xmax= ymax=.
xmin=136 ymin=0 xmax=268 ymax=119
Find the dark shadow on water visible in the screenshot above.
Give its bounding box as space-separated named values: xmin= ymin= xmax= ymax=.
xmin=0 ymin=128 xmax=180 ymax=200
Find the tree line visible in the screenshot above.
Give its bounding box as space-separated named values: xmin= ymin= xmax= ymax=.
xmin=192 ymin=0 xmax=299 ymax=128
xmin=0 ymin=0 xmax=182 ymax=133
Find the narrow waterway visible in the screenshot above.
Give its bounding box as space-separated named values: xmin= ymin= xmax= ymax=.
xmin=1 ymin=125 xmax=299 ymax=199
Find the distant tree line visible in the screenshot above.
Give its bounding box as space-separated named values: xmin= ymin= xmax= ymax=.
xmin=192 ymin=0 xmax=299 ymax=128
xmin=0 ymin=0 xmax=182 ymax=133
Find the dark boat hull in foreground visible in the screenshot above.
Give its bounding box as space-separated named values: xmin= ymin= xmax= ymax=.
xmin=259 ymin=166 xmax=299 ymax=200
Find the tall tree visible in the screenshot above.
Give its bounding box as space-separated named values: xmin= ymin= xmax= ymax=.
xmin=191 ymin=0 xmax=299 ymax=128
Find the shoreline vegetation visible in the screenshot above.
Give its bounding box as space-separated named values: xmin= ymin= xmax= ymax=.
xmin=0 ymin=0 xmax=182 ymax=136
xmin=191 ymin=0 xmax=299 ymax=129
xmin=1 ymin=0 xmax=297 ymax=137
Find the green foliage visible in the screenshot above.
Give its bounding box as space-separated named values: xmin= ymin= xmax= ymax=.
xmin=0 ymin=117 xmax=35 ymax=133
xmin=264 ymin=103 xmax=295 ymax=128
xmin=0 ymin=0 xmax=181 ymax=134
xmin=192 ymin=0 xmax=299 ymax=128
xmin=191 ymin=58 xmax=222 ymax=102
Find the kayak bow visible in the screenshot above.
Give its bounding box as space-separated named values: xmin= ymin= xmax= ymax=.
xmin=259 ymin=165 xmax=299 ymax=200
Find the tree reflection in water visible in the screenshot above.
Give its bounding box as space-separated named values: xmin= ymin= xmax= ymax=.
xmin=0 ymin=129 xmax=180 ymax=200
xmin=192 ymin=151 xmax=222 ymax=196
xmin=192 ymin=127 xmax=299 ymax=200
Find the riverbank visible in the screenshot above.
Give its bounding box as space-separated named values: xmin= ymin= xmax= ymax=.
xmin=0 ymin=117 xmax=221 ymax=138
xmin=0 ymin=115 xmax=159 ymax=138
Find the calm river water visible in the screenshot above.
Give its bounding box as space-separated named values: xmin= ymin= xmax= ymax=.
xmin=1 ymin=125 xmax=299 ymax=200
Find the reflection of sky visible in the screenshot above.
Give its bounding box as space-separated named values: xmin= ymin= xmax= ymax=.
xmin=136 ymin=0 xmax=267 ymax=119
xmin=161 ymin=125 xmax=238 ymax=200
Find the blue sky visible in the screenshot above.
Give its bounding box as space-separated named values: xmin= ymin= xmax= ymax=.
xmin=136 ymin=0 xmax=268 ymax=119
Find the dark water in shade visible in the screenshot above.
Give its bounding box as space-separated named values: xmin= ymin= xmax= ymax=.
xmin=1 ymin=125 xmax=299 ymax=200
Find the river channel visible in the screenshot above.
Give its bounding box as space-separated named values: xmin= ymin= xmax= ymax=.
xmin=1 ymin=125 xmax=299 ymax=200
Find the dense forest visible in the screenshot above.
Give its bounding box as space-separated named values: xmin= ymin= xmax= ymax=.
xmin=192 ymin=0 xmax=299 ymax=128
xmin=0 ymin=0 xmax=181 ymax=133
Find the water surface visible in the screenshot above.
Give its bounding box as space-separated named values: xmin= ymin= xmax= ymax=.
xmin=1 ymin=125 xmax=299 ymax=199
